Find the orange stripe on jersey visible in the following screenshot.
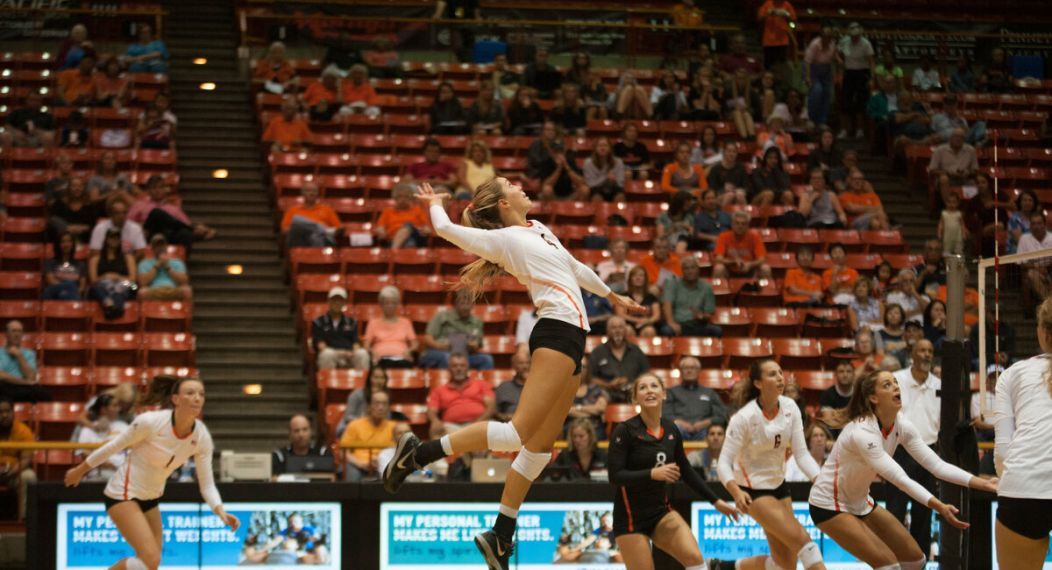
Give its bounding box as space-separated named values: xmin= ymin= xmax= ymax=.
xmin=621 ymin=487 xmax=635 ymax=532
xmin=123 ymin=463 xmax=131 ymax=500
xmin=832 ymin=458 xmax=840 ymax=512
xmin=531 ymin=276 xmax=586 ymax=329
xmin=739 ymin=460 xmax=753 ymax=488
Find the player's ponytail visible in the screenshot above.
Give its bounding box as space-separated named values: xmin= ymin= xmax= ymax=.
xmin=737 ymin=357 xmax=776 ymax=409
xmin=843 ymin=370 xmax=882 ymax=422
xmin=140 ymin=374 xmax=192 ymax=409
xmin=456 ymin=177 xmax=508 ymax=300
xmin=1037 ymin=296 xmax=1052 ymax=396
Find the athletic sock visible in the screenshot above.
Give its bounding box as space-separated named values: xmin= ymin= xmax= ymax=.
xmin=493 ymin=511 xmax=517 ymax=544
xmin=723 ymin=561 xmax=739 ymax=570
xmin=414 ymin=439 xmax=447 ymax=467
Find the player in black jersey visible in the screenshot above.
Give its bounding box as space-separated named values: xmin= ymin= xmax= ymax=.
xmin=609 ymin=373 xmax=739 ymax=570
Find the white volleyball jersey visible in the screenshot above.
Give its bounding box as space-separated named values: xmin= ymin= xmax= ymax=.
xmin=809 ymin=413 xmax=972 ymax=515
xmin=430 ymin=205 xmax=611 ymax=331
xmin=994 ymin=355 xmax=1052 ymax=499
xmin=718 ymin=396 xmax=819 ymax=489
xmin=86 ymin=410 xmax=222 ymax=510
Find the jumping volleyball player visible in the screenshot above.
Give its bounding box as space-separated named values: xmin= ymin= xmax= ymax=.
xmin=608 ymin=373 xmax=740 ymax=570
xmin=64 ymin=375 xmax=239 ymax=570
xmin=383 ymin=179 xmax=644 ymax=570
xmin=808 ymin=370 xmax=996 ymax=569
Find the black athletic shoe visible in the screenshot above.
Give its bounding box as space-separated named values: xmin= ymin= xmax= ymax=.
xmin=474 ymin=530 xmax=514 ymax=570
xmin=382 ymin=432 xmax=419 ymax=494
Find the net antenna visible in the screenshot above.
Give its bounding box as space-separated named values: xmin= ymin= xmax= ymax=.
xmin=978 ymin=131 xmax=1000 ymax=417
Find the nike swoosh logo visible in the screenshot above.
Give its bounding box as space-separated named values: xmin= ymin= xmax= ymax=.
xmin=395 ymin=453 xmax=410 ymax=471
xmin=495 ymin=541 xmax=506 ymax=557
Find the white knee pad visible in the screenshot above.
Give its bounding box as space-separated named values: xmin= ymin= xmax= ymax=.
xmin=797 ymin=542 xmax=824 ymax=568
xmin=764 ymin=557 xmax=783 ymax=570
xmin=125 ymin=558 xmax=149 ymax=570
xmin=487 ymin=421 xmax=522 ymax=452
xmin=510 ymin=448 xmax=551 ymax=481
xmin=874 ymin=565 xmax=901 ymax=570
xmin=900 ymin=557 xmax=926 ymax=570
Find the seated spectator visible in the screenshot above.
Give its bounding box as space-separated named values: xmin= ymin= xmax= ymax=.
xmin=922 ymin=299 xmax=948 ymax=350
xmin=749 ymin=146 xmax=792 ymax=207
xmin=566 ymin=357 xmax=608 ymax=435
xmin=340 ymin=65 xmax=381 ymax=119
xmin=526 ymin=122 xmax=588 ymax=201
xmin=911 ymin=54 xmax=942 ymax=92
xmin=73 ymin=393 xmax=128 ymax=481
xmin=340 ymin=391 xmax=395 ymax=481
xmin=490 ymin=53 xmax=520 ymax=100
xmin=864 ymin=74 xmax=900 ymax=128
xmin=718 ymin=33 xmax=763 ymax=78
xmin=0 ymin=321 xmax=47 ymax=403
xmin=0 ymin=396 xmax=38 ymax=520
xmin=756 ymin=114 xmax=794 ymax=161
xmin=458 ymin=140 xmax=498 ymax=197
xmin=583 ymin=284 xmax=615 ymax=335
xmin=929 ymin=127 xmax=979 ymax=208
xmin=650 ymin=71 xmax=688 ymax=121
xmin=783 ymin=246 xmax=824 ymax=306
xmin=135 ymin=104 xmax=173 ymax=150
xmin=691 ymin=125 xmax=722 ymax=169
xmin=687 ymin=420 xmax=725 ymax=481
xmin=800 ymin=168 xmax=847 ymax=229
xmin=839 ymin=167 xmax=889 ymax=231
xmin=879 ymin=303 xmax=908 ymax=355
xmin=807 ymin=127 xmax=841 ymax=172
xmin=505 ymin=86 xmax=545 ymax=136
xmin=56 ymin=23 xmax=95 ymax=71
xmin=60 ymin=110 xmax=90 ymax=148
xmin=821 ymin=242 xmax=857 ymax=304
xmin=321 ymin=29 xmax=362 ymax=77
xmin=45 ymin=154 xmax=75 ymax=207
xmin=2 ymin=91 xmax=55 ymax=148
xmin=980 ymin=47 xmax=1012 ymax=93
xmin=949 ymin=56 xmax=976 ymax=93
xmin=890 ymin=89 xmax=932 ymax=146
xmin=613 ymin=73 xmax=653 ymax=119
xmin=550 ymin=418 xmax=607 ymax=480
xmin=965 ymin=172 xmax=1006 ymax=258
xmin=88 ymin=228 xmax=137 ymax=318
xmin=873 ymin=47 xmax=903 ymax=90
xmin=694 ymin=189 xmax=732 ymax=252
xmin=263 ymin=97 xmax=312 ymax=153
xmin=885 ymin=268 xmax=929 ymax=325
xmin=426 ymin=353 xmax=494 ymax=437
xmin=816 ymin=359 xmax=856 ymax=433
xmin=313 ymin=287 xmax=370 ymax=371
xmin=465 ymin=80 xmax=504 ymax=135
xmin=846 ymin=278 xmax=882 ymax=332
xmin=375 ymin=182 xmax=431 ymax=248
xmin=43 ymin=231 xmax=87 ymax=300
xmin=573 ymin=68 xmax=608 ymax=122
xmin=589 ymin=317 xmax=650 ymax=402
xmin=1007 ymin=189 xmax=1039 ymax=254
xmin=335 ymin=366 xmax=391 ymax=437
xmin=58 ymin=54 xmax=97 ymax=106
xmin=612 ymin=123 xmax=653 ymax=180
xmin=429 ymin=81 xmax=469 ymax=135
xmin=124 ymin=24 xmax=168 ymax=73
xmin=851 ymin=327 xmax=890 ymax=375
xmin=281 ymin=182 xmax=340 ymax=248
xmin=661 ymin=142 xmax=707 ymax=196
xmin=271 ymin=414 xmax=332 ymax=477
xmin=938 ymin=192 xmax=967 ymax=256
xmin=662 ymin=256 xmax=721 ymax=337
xmin=130 ymin=175 xmax=216 ymax=248
xmin=932 ymin=94 xmax=986 ymax=148
xmin=656 ymin=191 xmax=699 ymax=253
xmin=785 ymin=423 xmax=831 ymax=481
xmin=522 ymin=47 xmax=560 ymax=99
xmin=405 ymin=140 xmax=459 ymax=195
xmin=87 ymin=151 xmax=135 ymax=203
xmin=94 ymin=57 xmax=129 ymax=108
xmin=494 ymin=352 xmax=530 ymax=421
xmin=638 ymin=238 xmax=682 ymax=290
xmin=707 ymin=140 xmax=749 ymax=207
xmin=913 ymin=238 xmax=947 ymax=294
xmin=550 ymin=83 xmax=589 ymax=136
xmin=617 ymin=266 xmax=661 ymax=338
xmin=686 ymin=75 xmax=723 ymax=122
xmin=712 ymin=210 xmax=772 ymax=280
xmin=89 ymin=198 xmax=147 ymax=256
xmin=1019 ymin=211 xmax=1052 ymax=303
xmin=362 ymin=36 xmax=400 ymax=78
xmin=727 ymin=68 xmax=759 ymax=138
xmin=420 ymin=289 xmax=494 ymax=370
xmin=596 ymin=238 xmax=636 ymax=293
xmin=137 ymin=235 xmax=190 ymax=300
xmin=363 ymin=286 xmax=417 ymax=367
xmin=830 ymin=148 xmax=860 ymax=191
xmin=871 ymin=260 xmax=894 ymax=299
xmin=301 ymin=68 xmax=341 ymax=122
xmin=50 ymin=177 xmax=101 ymax=243
xmin=663 ymin=356 xmax=728 ymax=440
xmin=971 ymin=365 xmax=999 ymax=450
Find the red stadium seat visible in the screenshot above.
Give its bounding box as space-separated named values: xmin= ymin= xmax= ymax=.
xmin=39 ymin=332 xmax=89 ymax=366
xmin=733 ymin=278 xmax=782 ymax=308
xmin=474 ymin=305 xmax=514 ymax=335
xmin=723 ymin=337 xmax=772 ymax=370
xmin=776 ymin=228 xmax=821 ymax=252
xmin=438 ymin=248 xmax=477 ymax=276
xmin=0 ymin=300 xmax=40 ymax=332
xmin=861 ymin=230 xmax=908 ymax=254
xmin=818 ymin=229 xmax=864 ymax=253
xmin=391 ymin=248 xmax=439 ymax=275
xmin=772 ymin=338 xmax=823 ymax=371
xmin=397 ymin=275 xmax=449 ymax=304
xmin=712 ymin=307 xmax=751 ymax=337
xmin=92 ymin=333 xmax=141 ymax=367
xmin=34 ymin=402 xmax=85 ymax=440
xmin=141 ymin=301 xmax=192 ymax=332
xmin=143 ymin=333 xmax=195 ymax=367
xmin=320 ymin=174 xmax=365 ymax=198
xmin=604 ymin=404 xmax=639 ymax=437
xmin=37 ymin=366 xmax=89 ymax=402
xmin=387 ymin=369 xmax=427 ymax=404
xmin=93 ymin=301 xmax=140 ymax=333
xmin=800 ymin=307 xmax=849 ymax=339
xmin=638 ymin=337 xmax=676 ymax=368
xmin=296 ymin=274 xmax=345 ymax=307
xmin=697 ymin=369 xmax=739 ymax=391
xmin=41 ymin=301 xmax=94 ymax=332
xmin=405 ymin=304 xmax=443 ymax=334
xmin=750 ymin=307 xmax=800 ymax=338
xmin=93 ymin=366 xmax=143 ymax=390
xmin=391 ymin=403 xmax=429 ymax=438
xmin=550 ymin=201 xmax=595 ymax=225
xmin=340 ymin=247 xmax=390 ymax=275
xmin=2 ymin=217 xmax=46 ymax=242
xmin=481 ymin=335 xmax=518 ymax=368
xmin=792 ymin=370 xmax=835 ymax=393
xmin=346 ymin=274 xmax=397 ymax=305
xmin=289 ymin=247 xmax=341 ymax=275
xmin=317 ymin=368 xmax=366 ymax=409
xmin=33 ymin=449 xmax=78 ymax=481
xmin=673 ymin=337 xmax=722 ymax=368
xmin=0 ymin=242 xmax=45 ymax=271
xmin=323 ymin=404 xmax=347 ymax=441
xmin=494 ymin=275 xmax=530 ymax=305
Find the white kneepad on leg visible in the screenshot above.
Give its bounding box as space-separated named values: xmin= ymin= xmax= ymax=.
xmin=874 ymin=565 xmax=902 ymax=570
xmin=797 ymin=542 xmax=824 ymax=568
xmin=487 ymin=421 xmax=523 ymax=452
xmin=125 ymin=558 xmax=149 ymax=570
xmin=764 ymin=556 xmax=784 ymax=570
xmin=899 ymin=556 xmax=926 ymax=570
xmin=511 ymin=448 xmax=551 ymax=481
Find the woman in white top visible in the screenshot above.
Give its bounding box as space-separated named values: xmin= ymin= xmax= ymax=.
xmin=717 ymin=359 xmax=828 ymax=570
xmin=384 ymin=179 xmax=642 ymax=570
xmin=64 ymin=375 xmax=239 ymax=570
xmin=809 ymin=370 xmax=995 ymax=569
xmin=458 ymin=139 xmax=498 ymax=197
xmin=74 ymin=393 xmax=129 ymax=481
xmin=994 ymin=297 xmax=1052 ymax=569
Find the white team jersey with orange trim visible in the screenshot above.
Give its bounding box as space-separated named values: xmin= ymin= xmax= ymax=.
xmin=86 ymin=410 xmax=222 ymax=510
xmin=718 ymin=396 xmax=818 ymax=490
xmin=430 ymin=205 xmax=611 ymax=331
xmin=995 ymin=355 xmax=1052 ymax=499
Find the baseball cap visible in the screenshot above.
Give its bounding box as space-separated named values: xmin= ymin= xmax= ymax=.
xmin=987 ymin=364 xmax=1004 ymax=376
xmin=848 ymin=22 xmax=863 ymax=36
xmin=327 ymin=287 xmax=348 ymax=300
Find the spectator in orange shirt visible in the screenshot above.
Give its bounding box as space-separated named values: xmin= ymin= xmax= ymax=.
xmin=301 ymin=68 xmax=341 ymax=122
xmin=756 ymin=0 xmax=796 ymax=69
xmin=661 ymin=142 xmax=708 ymax=196
xmin=712 ymin=210 xmax=772 ymax=279
xmin=281 ymin=182 xmax=341 ymax=247
xmin=822 ymin=242 xmax=859 ymax=304
xmin=263 ymin=97 xmax=313 ymax=153
xmin=839 ymin=167 xmax=889 ymax=230
xmin=0 ymin=396 xmax=37 ymax=521
xmin=638 ymin=238 xmax=683 ymax=292
xmin=756 ymin=114 xmax=795 ymax=161
xmin=783 ymin=246 xmax=824 ymax=306
xmin=254 ymin=41 xmax=299 ymax=94
xmin=340 ymin=64 xmax=381 ymax=119
xmin=58 ymin=54 xmax=97 ymax=106
xmin=375 ymin=182 xmax=431 ymax=248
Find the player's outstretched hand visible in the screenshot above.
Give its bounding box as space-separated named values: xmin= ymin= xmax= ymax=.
xmin=416 ymin=182 xmax=450 ymax=206
xmin=732 ymin=488 xmax=753 ymax=515
xmin=608 ymin=292 xmax=647 ymax=315
xmin=935 ymin=501 xmax=969 ymax=530
xmin=216 ymin=509 xmax=241 ymax=531
xmin=715 ymin=499 xmax=741 ymax=522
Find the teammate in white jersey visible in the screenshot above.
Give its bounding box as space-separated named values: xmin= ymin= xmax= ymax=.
xmin=64 ymin=376 xmax=239 ymax=570
xmin=808 ymin=370 xmax=995 ymax=570
xmin=715 ymin=359 xmax=827 ymax=570
xmin=993 ymin=297 xmax=1052 ymax=569
xmin=383 ymin=179 xmax=643 ymax=570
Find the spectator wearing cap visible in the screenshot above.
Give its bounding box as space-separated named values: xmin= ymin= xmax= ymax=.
xmin=137 ymin=235 xmax=191 ymax=301
xmin=836 ymin=22 xmax=875 ymax=140
xmin=0 ymin=321 xmax=48 ymax=403
xmin=420 ymin=289 xmax=494 ymax=370
xmin=129 ymin=175 xmax=216 ymax=251
xmin=271 ymin=414 xmax=332 ymax=477
xmin=281 ymin=182 xmax=341 ymax=248
xmin=663 ymin=356 xmax=727 ymax=440
xmin=314 ymin=287 xmax=370 ymax=371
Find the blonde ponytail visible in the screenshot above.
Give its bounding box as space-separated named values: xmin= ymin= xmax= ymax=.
xmin=455 ymin=177 xmax=508 ymax=300
xmin=1037 ymin=297 xmax=1052 ymax=396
